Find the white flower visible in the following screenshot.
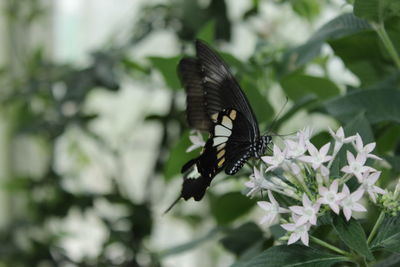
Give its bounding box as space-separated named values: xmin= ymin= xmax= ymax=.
xmin=289 ymin=194 xmax=320 ymax=226
xmin=245 ymin=167 xmax=273 ymax=197
xmin=361 ymin=172 xmax=386 ymax=203
xmin=297 ymin=127 xmax=313 ymax=142
xmin=299 ymin=142 xmax=332 ymax=170
xmin=186 ymin=131 xmax=205 ymax=152
xmin=285 ymin=138 xmax=307 ymax=159
xmin=341 ymin=151 xmax=375 ymax=182
xmin=262 ymin=145 xmax=286 ymax=172
xmin=318 ymin=180 xmax=346 ymax=214
xmin=258 ymin=191 xmax=289 ymax=226
xmin=353 ymin=134 xmax=382 ymax=160
xmin=328 ymin=127 xmax=356 ymax=153
xmin=281 ymin=219 xmax=311 ymax=246
xmin=340 ymin=185 xmax=367 ymax=221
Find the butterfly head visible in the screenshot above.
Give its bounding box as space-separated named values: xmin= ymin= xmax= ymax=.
xmin=254 ymin=135 xmax=272 ymax=158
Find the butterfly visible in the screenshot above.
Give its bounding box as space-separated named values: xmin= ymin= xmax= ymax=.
xmin=165 ymin=40 xmax=272 ymax=212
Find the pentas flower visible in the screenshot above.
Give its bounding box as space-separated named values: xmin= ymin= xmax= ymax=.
xmin=245 ymin=167 xmax=273 ymax=197
xmin=361 ymin=171 xmax=386 ymax=203
xmin=353 ymin=134 xmax=382 ymax=160
xmin=285 ymin=138 xmax=307 ymax=159
xmin=318 ymin=179 xmax=345 ymax=214
xmin=246 ymin=127 xmax=384 ymax=247
xmin=341 ymin=151 xmax=375 ymax=182
xmin=186 ymin=131 xmax=205 ymax=152
xmin=340 ymin=185 xmax=367 ymax=221
xmin=290 ymin=194 xmax=320 ymax=226
xmin=262 ymin=144 xmax=286 ymax=172
xmin=258 ymin=191 xmax=290 ymax=227
xmin=299 ymin=142 xmax=332 ymax=170
xmin=281 ymin=219 xmax=311 ymax=246
xmin=328 ymin=127 xmax=356 ymax=153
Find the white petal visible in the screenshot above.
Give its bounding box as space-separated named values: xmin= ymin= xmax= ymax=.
xmin=301 ymin=231 xmax=309 ymax=246
xmin=343 ymin=207 xmax=352 ymax=221
xmin=288 ymin=233 xmax=300 ymax=245
xmin=320 ymin=143 xmax=331 ymax=156
xmin=351 ymin=189 xmax=365 ymax=201
xmin=352 ymin=203 xmax=367 ymax=212
xmin=330 ymin=179 xmax=339 ymax=193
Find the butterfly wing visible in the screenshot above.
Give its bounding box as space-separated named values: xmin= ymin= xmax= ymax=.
xmin=180 ymin=109 xmax=254 ymax=201
xmin=178 ymin=39 xmax=260 ymax=139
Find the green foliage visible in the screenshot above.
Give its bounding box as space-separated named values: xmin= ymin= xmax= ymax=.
xmin=209 ymin=192 xmax=255 ymax=225
xmin=332 ymin=215 xmax=374 ymax=261
xmin=323 ymin=88 xmax=400 ymax=124
xmin=232 ymin=245 xmax=348 ymax=267
xmin=149 ymin=56 xmax=182 ymax=90
xmin=281 ymin=73 xmax=340 ymax=101
xmin=354 ymin=0 xmax=400 ymax=22
xmin=370 ymin=214 xmax=400 ymax=253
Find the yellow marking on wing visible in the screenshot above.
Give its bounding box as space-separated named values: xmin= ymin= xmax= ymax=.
xmin=217 ymin=149 xmax=225 ymax=159
xmin=229 ymin=110 xmax=237 ymax=120
xmin=211 ymin=113 xmax=218 ymax=122
xmin=217 ymin=143 xmax=226 ymax=150
xmin=218 ymin=158 xmax=225 ymax=167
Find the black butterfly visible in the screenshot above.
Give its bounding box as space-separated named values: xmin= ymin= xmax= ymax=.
xmin=166 ymin=40 xmax=271 ymax=211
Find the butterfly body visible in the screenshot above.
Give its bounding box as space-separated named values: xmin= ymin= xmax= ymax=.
xmin=167 ymin=39 xmax=272 ymax=210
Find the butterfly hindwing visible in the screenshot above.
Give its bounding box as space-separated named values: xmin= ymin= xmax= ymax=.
xmin=180 ymin=109 xmax=255 ymax=200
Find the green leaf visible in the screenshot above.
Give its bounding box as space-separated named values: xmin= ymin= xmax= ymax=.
xmin=220 ymin=222 xmax=264 ymax=256
xmin=241 ymin=76 xmax=274 ymax=124
xmin=383 ymin=155 xmax=400 ymax=173
xmin=328 ymin=31 xmax=395 ymax=87
xmin=280 ymin=74 xmax=340 ymax=101
xmin=354 ymin=0 xmax=400 ymax=23
xmin=232 ymin=245 xmax=348 ymax=267
xmin=372 ymin=254 xmax=400 ymax=267
xmin=197 ymin=20 xmax=215 ymax=44
xmin=370 ymin=213 xmax=400 ymax=253
xmin=323 ymin=88 xmax=400 ymax=124
xmin=291 ymin=0 xmax=321 ymax=21
xmin=148 ymin=56 xmax=181 ymax=90
xmin=210 ymin=192 xmax=255 ymax=225
xmin=280 ymin=13 xmax=370 ymax=74
xmin=158 ymin=227 xmax=221 ymax=258
xmin=163 ymin=131 xmax=200 ymax=181
xmin=332 ymin=215 xmax=374 ymax=261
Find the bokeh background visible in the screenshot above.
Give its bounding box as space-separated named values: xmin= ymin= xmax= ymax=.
xmin=1 ymin=0 xmax=400 ymax=266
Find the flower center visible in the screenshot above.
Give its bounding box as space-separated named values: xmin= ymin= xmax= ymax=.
xmin=327 ymin=192 xmax=335 ymax=202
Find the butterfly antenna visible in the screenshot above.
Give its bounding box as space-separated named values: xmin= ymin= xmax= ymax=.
xmin=163 ymin=195 xmax=181 ymax=215
xmin=263 ymin=96 xmax=289 ymax=135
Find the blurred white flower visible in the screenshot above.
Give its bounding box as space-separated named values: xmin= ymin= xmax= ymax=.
xmin=289 ymin=194 xmax=320 ymax=226
xmin=318 ymin=179 xmax=345 ymax=214
xmin=361 ymin=172 xmax=386 ymax=203
xmin=340 ymin=185 xmax=367 ymax=221
xmin=341 ymin=151 xmax=374 ymax=182
xmin=186 ymin=131 xmax=205 ymax=152
xmin=258 ymin=191 xmax=289 ymax=227
xmin=299 ymin=142 xmax=332 ymax=170
xmin=281 ymin=219 xmax=311 ymax=246
xmin=353 ymin=134 xmax=382 ymax=160
xmin=297 ymin=127 xmax=313 ymax=142
xmin=262 ymin=144 xmax=286 ymax=172
xmin=245 ymin=167 xmax=273 ymax=197
xmin=328 ymin=127 xmax=356 ymax=153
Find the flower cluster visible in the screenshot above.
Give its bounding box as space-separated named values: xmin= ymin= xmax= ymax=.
xmin=245 ymin=127 xmax=386 ymax=246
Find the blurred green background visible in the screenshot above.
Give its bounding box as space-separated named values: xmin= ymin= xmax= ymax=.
xmin=1 ymin=0 xmax=400 ymax=266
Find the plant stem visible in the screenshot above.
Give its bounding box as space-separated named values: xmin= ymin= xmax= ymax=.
xmin=310 ymin=236 xmax=352 ymax=257
xmin=367 ymin=211 xmax=385 ymax=245
xmin=373 ymin=22 xmax=400 ymax=70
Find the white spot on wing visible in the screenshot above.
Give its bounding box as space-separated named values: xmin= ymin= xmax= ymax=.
xmin=186 ymin=165 xmax=200 ymax=179
xmin=215 ymin=125 xmax=231 ymax=137
xmin=213 ymin=136 xmax=228 ymax=146
xmin=221 ymin=116 xmax=232 ymax=129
